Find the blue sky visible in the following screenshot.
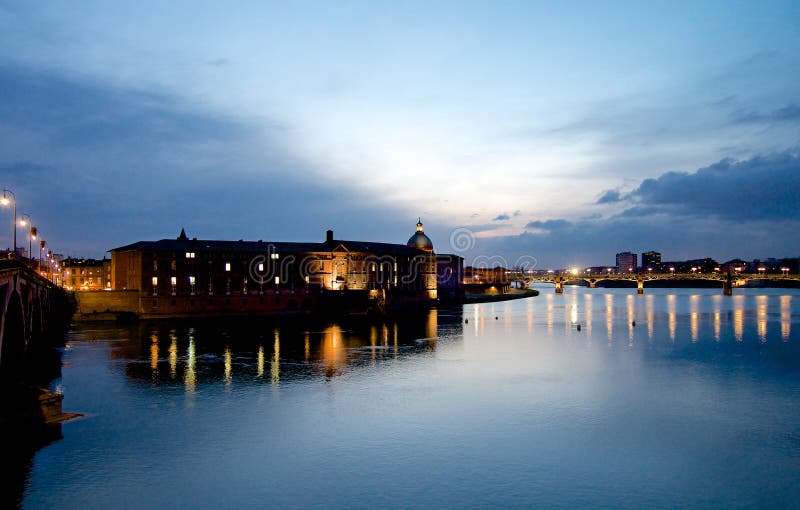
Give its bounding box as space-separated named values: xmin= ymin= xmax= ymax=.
xmin=0 ymin=1 xmax=798 ymax=267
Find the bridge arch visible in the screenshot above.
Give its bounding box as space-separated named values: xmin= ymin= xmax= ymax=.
xmin=0 ymin=291 xmax=26 ymax=375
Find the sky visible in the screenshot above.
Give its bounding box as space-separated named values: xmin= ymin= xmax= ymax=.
xmin=0 ymin=1 xmax=798 ymax=268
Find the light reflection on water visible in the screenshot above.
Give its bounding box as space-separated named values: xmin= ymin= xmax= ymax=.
xmin=21 ymin=287 xmax=800 ymax=509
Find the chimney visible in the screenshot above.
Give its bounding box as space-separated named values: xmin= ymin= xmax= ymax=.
xmin=326 ymin=230 xmax=334 ymax=243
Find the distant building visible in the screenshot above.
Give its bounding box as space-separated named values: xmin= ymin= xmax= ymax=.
xmin=641 ymin=251 xmax=661 ymax=271
xmin=108 ymin=222 xmax=462 ymax=316
xmin=615 ymin=252 xmax=637 ymax=273
xmin=62 ymin=258 xmax=111 ymax=290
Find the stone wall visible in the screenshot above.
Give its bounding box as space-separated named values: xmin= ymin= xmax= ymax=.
xmin=74 ymin=290 xmax=140 ymax=320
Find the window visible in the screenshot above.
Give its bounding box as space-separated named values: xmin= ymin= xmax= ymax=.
xmin=185 ymin=252 xmax=195 ymax=258
xmin=225 ymin=262 xmax=231 ymax=272
xmin=152 ymin=276 xmax=158 ymax=286
xmin=274 ymin=276 xmax=280 ymax=285
xmin=270 ymin=253 xmax=280 ymax=260
xmin=257 ymin=263 xmax=264 ymax=272
xmin=170 ymin=276 xmax=177 ymax=286
xmin=188 ymin=276 xmax=196 ymax=284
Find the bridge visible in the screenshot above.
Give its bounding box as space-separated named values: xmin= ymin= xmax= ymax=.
xmin=509 ymin=270 xmax=800 ymax=295
xmin=0 ymin=260 xmax=71 ymax=377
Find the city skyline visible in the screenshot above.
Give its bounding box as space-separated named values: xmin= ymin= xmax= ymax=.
xmin=1 ymin=1 xmax=798 ymax=266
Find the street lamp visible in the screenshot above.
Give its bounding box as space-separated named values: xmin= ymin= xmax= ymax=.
xmin=19 ymin=213 xmax=34 ymax=264
xmin=1 ymin=189 xmax=17 ymax=255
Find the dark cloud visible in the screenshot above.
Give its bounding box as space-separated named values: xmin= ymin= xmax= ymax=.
xmin=524 ymin=219 xmax=573 ymax=231
xmin=459 ymin=223 xmax=503 ymax=234
xmin=0 ymin=64 xmax=414 ymax=257
xmin=493 ymin=213 xmax=510 ymax=221
xmin=625 ymin=150 xmax=800 ymax=221
xmin=596 ymin=189 xmax=622 ymax=204
xmin=730 ymin=104 xmax=800 ymax=125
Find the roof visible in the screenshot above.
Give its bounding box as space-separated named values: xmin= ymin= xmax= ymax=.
xmin=110 ymin=238 xmax=428 ymax=257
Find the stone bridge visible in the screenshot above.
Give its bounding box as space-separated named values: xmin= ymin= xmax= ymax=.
xmin=509 ymin=270 xmax=800 ymax=295
xmin=0 ymin=260 xmax=71 ymax=376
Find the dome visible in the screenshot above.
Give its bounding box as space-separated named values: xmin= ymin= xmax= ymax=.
xmin=407 ymin=219 xmax=434 ymax=252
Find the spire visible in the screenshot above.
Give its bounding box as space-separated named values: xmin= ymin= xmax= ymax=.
xmin=178 ymin=228 xmax=188 ymax=241
xmin=416 ymin=218 xmax=424 ymax=233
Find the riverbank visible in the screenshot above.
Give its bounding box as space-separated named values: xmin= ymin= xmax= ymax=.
xmin=463 ymin=288 xmax=539 ymax=303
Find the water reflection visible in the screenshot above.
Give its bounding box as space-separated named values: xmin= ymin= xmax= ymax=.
xmin=667 ymin=294 xmax=676 ymax=341
xmin=734 ymin=296 xmax=745 ymax=341
xmin=605 ymin=294 xmax=613 ymax=344
xmin=121 ymin=309 xmax=461 ymax=390
xmin=757 ymin=295 xmax=768 ymax=343
xmin=782 ymin=295 xmax=792 ymax=340
xmin=107 ymin=291 xmax=800 ymax=395
xmin=690 ymin=294 xmax=699 ymax=342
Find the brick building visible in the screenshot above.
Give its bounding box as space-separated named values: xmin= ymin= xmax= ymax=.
xmin=108 ymin=222 xmax=462 ymax=317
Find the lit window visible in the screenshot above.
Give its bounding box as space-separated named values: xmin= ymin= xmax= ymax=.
xmin=170 ymin=276 xmax=177 ymax=286
xmin=274 ymin=276 xmax=280 ymax=285
xmin=170 ymin=260 xmax=176 ymax=271
xmin=225 ymin=262 xmax=231 ymax=272
xmin=258 ymin=263 xmax=264 ymax=272
xmin=186 ymin=252 xmax=196 ymax=258
xmin=270 ymin=253 xmax=280 ymax=260
xmin=188 ymin=276 xmax=196 ymax=284
xmin=152 ymin=277 xmax=158 ymax=286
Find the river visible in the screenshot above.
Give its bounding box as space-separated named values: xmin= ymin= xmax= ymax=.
xmin=16 ymin=287 xmax=800 ymax=508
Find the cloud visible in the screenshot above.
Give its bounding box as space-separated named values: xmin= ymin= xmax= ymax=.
xmin=0 ymin=64 xmax=416 ymax=256
xmin=730 ymin=104 xmax=800 ymax=125
xmin=624 ymin=150 xmax=800 ymax=221
xmin=458 ymin=150 xmax=800 ymax=267
xmin=493 ymin=213 xmax=510 ymax=221
xmin=596 ymin=189 xmax=623 ymax=204
xmin=524 ymin=219 xmax=573 ymax=231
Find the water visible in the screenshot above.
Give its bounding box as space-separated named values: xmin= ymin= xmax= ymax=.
xmin=18 ymin=287 xmax=800 ymax=508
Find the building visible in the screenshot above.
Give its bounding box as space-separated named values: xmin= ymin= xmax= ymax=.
xmin=615 ymin=252 xmax=637 ymax=273
xmin=641 ymin=251 xmax=661 ymax=271
xmin=105 ymin=222 xmax=462 ymax=317
xmin=62 ymin=258 xmax=111 ymax=290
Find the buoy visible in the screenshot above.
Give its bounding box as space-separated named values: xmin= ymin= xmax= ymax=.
xmin=577 ymin=324 xmax=582 ymax=331
xmin=465 ymin=319 xmax=468 ymax=324
xmin=632 ymin=320 xmax=636 ymax=327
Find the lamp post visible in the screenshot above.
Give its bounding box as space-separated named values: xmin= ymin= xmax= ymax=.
xmin=19 ymin=213 xmax=32 ymax=264
xmin=1 ymin=189 xmax=17 ymax=255
xmin=39 ymin=239 xmax=45 ymax=272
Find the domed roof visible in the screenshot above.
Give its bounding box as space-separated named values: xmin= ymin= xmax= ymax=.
xmin=407 ymin=219 xmax=434 ymax=252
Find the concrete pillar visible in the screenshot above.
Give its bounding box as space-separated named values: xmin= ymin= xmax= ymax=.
xmin=637 ymin=278 xmax=644 ymax=295
xmin=723 ymin=273 xmax=733 ymax=296
xmin=554 ymin=275 xmax=563 ymax=294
